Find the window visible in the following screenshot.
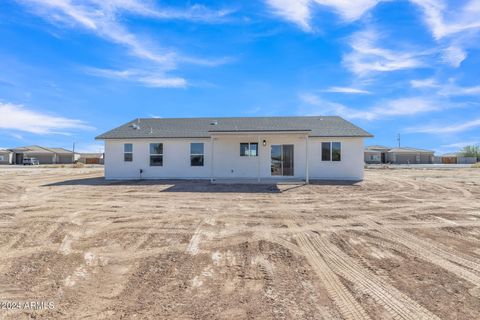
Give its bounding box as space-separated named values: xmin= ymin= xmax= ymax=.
xmin=240 ymin=142 xmax=258 ymax=157
xmin=321 ymin=142 xmax=330 ymax=161
xmin=124 ymin=143 xmax=133 ymax=162
xmin=332 ymin=142 xmax=341 ymax=161
xmin=322 ymin=142 xmax=341 ymax=162
xmin=190 ymin=143 xmax=204 ymax=166
xmin=150 ymin=143 xmax=163 ymax=166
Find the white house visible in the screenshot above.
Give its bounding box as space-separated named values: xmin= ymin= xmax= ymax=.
xmin=96 ymin=116 xmax=372 ymax=182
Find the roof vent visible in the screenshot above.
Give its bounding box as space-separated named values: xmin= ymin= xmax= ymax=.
xmin=130 ymin=124 xmax=140 ymax=130
xmin=210 ymin=120 xmax=218 ymax=125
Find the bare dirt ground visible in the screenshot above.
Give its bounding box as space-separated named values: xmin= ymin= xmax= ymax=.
xmin=1 ymin=166 xmax=480 ymax=319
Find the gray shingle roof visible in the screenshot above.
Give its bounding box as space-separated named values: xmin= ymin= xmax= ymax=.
xmin=96 ymin=116 xmax=373 ymax=139
xmin=388 ymin=147 xmax=434 ymax=154
xmin=365 ymin=145 xmax=390 ymax=151
xmin=9 ymin=145 xmax=73 ymax=154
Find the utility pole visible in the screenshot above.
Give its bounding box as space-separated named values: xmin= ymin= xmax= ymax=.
xmin=397 ymin=134 xmax=401 ymax=148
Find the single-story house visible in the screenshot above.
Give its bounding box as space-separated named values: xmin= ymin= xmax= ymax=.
xmin=10 ymin=145 xmax=77 ymax=164
xmin=440 ymin=153 xmax=477 ymax=164
xmin=365 ymin=146 xmax=435 ymax=164
xmin=96 ymin=116 xmax=373 ymax=182
xmin=387 ymin=147 xmax=435 ymax=164
xmin=78 ymin=153 xmax=104 ymax=164
xmin=0 ymin=148 xmax=13 ymax=165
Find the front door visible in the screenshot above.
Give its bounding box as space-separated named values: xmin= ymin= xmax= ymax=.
xmin=271 ymin=145 xmax=294 ymax=176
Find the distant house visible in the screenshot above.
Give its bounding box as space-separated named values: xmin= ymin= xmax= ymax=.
xmin=78 ymin=153 xmax=104 ymax=164
xmin=440 ymin=153 xmax=477 ymax=164
xmin=0 ymin=148 xmax=13 ymax=165
xmin=10 ymin=145 xmax=77 ymax=164
xmin=96 ymin=116 xmax=373 ymax=181
xmin=365 ymin=146 xmax=435 ymax=164
xmin=364 ymin=145 xmax=390 ymax=164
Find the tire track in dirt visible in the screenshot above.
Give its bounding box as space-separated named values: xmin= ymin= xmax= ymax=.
xmin=438 ymin=228 xmax=480 ymax=245
xmin=252 ymin=255 xmax=287 ymax=320
xmin=365 ymin=222 xmax=480 ymax=286
xmin=286 ymin=220 xmax=371 ymax=320
xmin=262 ymin=234 xmax=304 ymax=256
xmin=306 ymin=231 xmax=441 ymax=320
xmin=364 ymin=217 xmax=480 ymax=271
xmin=186 ymin=217 xmax=215 ymax=255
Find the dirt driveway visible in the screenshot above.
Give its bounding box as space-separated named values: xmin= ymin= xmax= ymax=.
xmin=0 ymin=166 xmax=480 ymax=319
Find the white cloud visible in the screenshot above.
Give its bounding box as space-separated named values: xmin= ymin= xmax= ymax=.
xmin=410 ymin=0 xmax=480 ymax=67
xmin=441 ymin=141 xmax=480 ymax=149
xmin=9 ymin=133 xmax=24 ymax=140
xmin=18 ymin=0 xmax=166 ymax=65
xmin=441 ymin=45 xmax=467 ymax=67
xmin=343 ymin=29 xmax=426 ymax=75
xmin=410 ymin=78 xmax=439 ymax=88
xmin=410 ymin=0 xmax=480 ymax=39
xmin=265 ymin=0 xmax=384 ymax=31
xmin=84 ymin=67 xmax=187 ymax=88
xmin=265 ymin=0 xmax=312 ymax=31
xmin=409 ymin=118 xmax=480 ymax=134
xmin=96 ymin=1 xmax=233 ymax=22
xmin=300 ymin=93 xmax=375 ymax=119
xmin=410 ymin=78 xmax=480 ymax=96
xmin=313 ymin=0 xmax=386 ymax=21
xmin=437 ymin=140 xmax=480 ymax=154
xmin=323 ymin=86 xmax=371 ymax=94
xmin=16 ymin=0 xmax=232 ymax=80
xmin=300 ymin=93 xmax=442 ymax=120
xmin=0 ymin=102 xmax=92 ymax=135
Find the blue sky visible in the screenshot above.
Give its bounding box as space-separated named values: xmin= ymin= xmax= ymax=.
xmin=0 ymin=0 xmax=479 ymax=153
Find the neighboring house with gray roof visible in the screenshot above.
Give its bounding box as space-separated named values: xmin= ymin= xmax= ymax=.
xmin=0 ymin=148 xmax=13 ymax=164
xmin=364 ymin=146 xmax=435 ymax=164
xmin=96 ymin=116 xmax=373 ymax=181
xmin=10 ymin=145 xmax=77 ymax=164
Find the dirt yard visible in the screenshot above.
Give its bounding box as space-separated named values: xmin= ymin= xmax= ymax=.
xmin=0 ymin=166 xmax=480 ymax=319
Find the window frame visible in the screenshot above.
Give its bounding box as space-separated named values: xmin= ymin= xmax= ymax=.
xmin=190 ymin=143 xmax=204 ymax=167
xmin=124 ymin=143 xmax=133 ymax=162
xmin=332 ymin=142 xmax=341 ymax=162
xmin=321 ymin=142 xmax=331 ymax=161
xmin=149 ymin=143 xmax=163 ymax=166
xmin=321 ymin=142 xmax=341 ymax=162
xmin=240 ymin=142 xmax=259 ymax=157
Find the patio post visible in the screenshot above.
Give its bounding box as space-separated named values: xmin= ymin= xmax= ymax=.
xmin=257 ymin=135 xmax=261 ymax=182
xmin=210 ymin=136 xmax=214 ymax=183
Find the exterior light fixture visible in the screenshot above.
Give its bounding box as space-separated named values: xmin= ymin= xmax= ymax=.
xmin=262 ymin=140 xmax=266 ymax=146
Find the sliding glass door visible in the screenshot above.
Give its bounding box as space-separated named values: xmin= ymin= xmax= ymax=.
xmin=271 ymin=144 xmax=294 ymax=176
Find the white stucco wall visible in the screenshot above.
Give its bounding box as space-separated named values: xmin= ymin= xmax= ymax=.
xmin=308 ymin=137 xmax=365 ymax=180
xmin=102 ymin=135 xmax=365 ymax=180
xmin=0 ymin=152 xmax=13 ymax=164
xmin=104 ymin=138 xmax=212 ymax=179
